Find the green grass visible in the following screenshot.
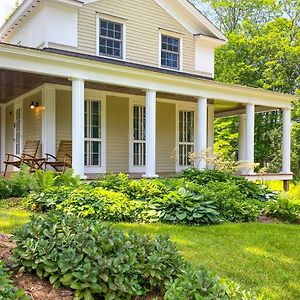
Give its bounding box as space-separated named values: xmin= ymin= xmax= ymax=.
xmin=115 ymin=222 xmax=300 ymax=300
xmin=0 ymin=202 xmax=33 ymax=234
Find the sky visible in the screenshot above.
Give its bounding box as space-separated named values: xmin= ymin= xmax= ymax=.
xmin=0 ymin=0 xmax=15 ymax=26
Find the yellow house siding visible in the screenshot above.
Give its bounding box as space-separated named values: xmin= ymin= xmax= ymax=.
xmin=23 ymin=92 xmax=42 ymax=157
xmin=78 ymin=0 xmax=195 ymax=73
xmin=156 ymin=102 xmax=176 ymax=172
xmin=106 ymin=96 xmax=129 ymax=173
xmin=56 ymin=90 xmax=72 ymax=151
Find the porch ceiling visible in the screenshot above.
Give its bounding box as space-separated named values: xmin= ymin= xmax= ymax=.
xmin=0 ymin=68 xmax=279 ymax=115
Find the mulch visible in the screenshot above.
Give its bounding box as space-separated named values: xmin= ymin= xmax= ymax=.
xmin=0 ymin=234 xmax=162 ymax=300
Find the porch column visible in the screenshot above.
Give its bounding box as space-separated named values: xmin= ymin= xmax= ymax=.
xmin=238 ymin=114 xmax=246 ymax=161
xmin=197 ymin=97 xmax=207 ymax=170
xmin=42 ymin=86 xmax=56 ymax=158
xmin=1 ymin=106 xmax=5 ymax=172
xmin=72 ymin=78 xmax=85 ymax=177
xmin=207 ymin=103 xmax=214 ymax=169
xmin=245 ymin=104 xmax=255 ymax=168
xmin=282 ymin=108 xmax=291 ymax=173
xmin=144 ymin=90 xmax=158 ymax=178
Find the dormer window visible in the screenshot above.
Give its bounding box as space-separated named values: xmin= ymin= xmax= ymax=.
xmin=99 ymin=19 xmax=123 ymax=59
xmin=161 ymin=34 xmax=180 ymax=70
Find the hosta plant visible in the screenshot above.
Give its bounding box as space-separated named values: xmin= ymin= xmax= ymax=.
xmin=12 ymin=213 xmax=186 ymax=300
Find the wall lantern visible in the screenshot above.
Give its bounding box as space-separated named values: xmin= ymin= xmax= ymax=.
xmin=30 ymin=101 xmax=39 ymax=109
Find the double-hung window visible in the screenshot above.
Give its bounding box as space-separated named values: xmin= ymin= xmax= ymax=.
xmin=99 ymin=19 xmax=123 ymax=59
xmin=161 ymin=34 xmax=180 ymax=70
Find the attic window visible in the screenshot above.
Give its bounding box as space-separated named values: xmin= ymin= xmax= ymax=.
xmin=161 ymin=35 xmax=180 ymax=70
xmin=99 ymin=19 xmax=123 ymax=59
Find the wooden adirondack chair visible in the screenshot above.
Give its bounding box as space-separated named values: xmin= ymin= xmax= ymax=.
xmin=44 ymin=140 xmax=72 ymax=173
xmin=3 ymin=140 xmax=41 ymax=176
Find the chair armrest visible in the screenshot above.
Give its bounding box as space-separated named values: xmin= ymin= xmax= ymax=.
xmin=23 ymin=154 xmax=35 ymax=159
xmin=45 ymin=153 xmax=57 ymax=161
xmin=5 ymin=154 xmax=21 ymax=161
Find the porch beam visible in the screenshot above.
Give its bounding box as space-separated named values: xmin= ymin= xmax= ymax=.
xmin=42 ymin=85 xmax=56 ymax=159
xmin=1 ymin=106 xmax=5 ymax=172
xmin=71 ymin=78 xmax=85 ymax=177
xmin=238 ymin=114 xmax=246 ymax=161
xmin=245 ymin=104 xmax=255 ymax=167
xmin=197 ymin=97 xmax=207 ymax=170
xmin=282 ymin=108 xmax=291 ymax=173
xmin=144 ymin=90 xmax=158 ymax=178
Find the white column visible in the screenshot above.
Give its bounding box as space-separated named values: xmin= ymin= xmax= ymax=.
xmin=1 ymin=106 xmax=6 ymax=172
xmin=207 ymin=103 xmax=214 ymax=169
xmin=42 ymin=86 xmax=56 ymax=158
xmin=238 ymin=114 xmax=246 ymax=161
xmin=143 ymin=90 xmax=158 ymax=178
xmin=72 ymin=79 xmax=85 ymax=177
xmin=282 ymin=108 xmax=291 ymax=173
xmin=245 ymin=104 xmax=255 ymax=164
xmin=197 ymin=97 xmax=207 ymax=170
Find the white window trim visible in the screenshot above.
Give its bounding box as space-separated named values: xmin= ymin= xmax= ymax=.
xmin=84 ymin=97 xmax=106 ymax=174
xmin=159 ymin=29 xmax=183 ymax=72
xmin=96 ymin=13 xmax=127 ymax=61
xmin=175 ymin=102 xmax=197 ymax=172
xmin=129 ymin=97 xmax=146 ymax=173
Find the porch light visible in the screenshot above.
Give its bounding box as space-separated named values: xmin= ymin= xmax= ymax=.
xmin=30 ymin=101 xmax=39 ymax=109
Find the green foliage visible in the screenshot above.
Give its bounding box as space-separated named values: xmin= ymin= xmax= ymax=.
xmin=147 ymin=188 xmax=222 ymax=225
xmin=0 ymin=260 xmax=29 ymax=300
xmin=264 ymin=197 xmax=300 ymax=223
xmin=12 ymin=213 xmax=186 ymax=300
xmin=164 ymin=266 xmax=261 ymax=300
xmin=56 ymin=187 xmax=141 ymax=222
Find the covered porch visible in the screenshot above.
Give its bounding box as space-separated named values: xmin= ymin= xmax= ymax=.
xmin=0 ymin=43 xmax=296 ymax=184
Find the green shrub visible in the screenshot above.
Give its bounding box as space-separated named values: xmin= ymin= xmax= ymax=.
xmin=22 ymin=186 xmax=73 ymax=212
xmin=12 ymin=213 xmax=186 ymax=300
xmin=147 ymin=188 xmax=222 ymax=225
xmin=263 ymin=197 xmax=300 ymax=223
xmin=181 ymin=168 xmax=277 ymax=202
xmin=0 ymin=260 xmax=29 ymax=300
xmin=164 ymin=266 xmax=262 ymax=300
xmin=91 ymin=173 xmax=169 ymax=201
xmin=56 ymin=187 xmax=142 ymax=222
xmin=0 ymin=177 xmax=11 ymax=199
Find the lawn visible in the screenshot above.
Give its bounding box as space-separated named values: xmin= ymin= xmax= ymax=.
xmin=115 ymin=222 xmax=300 ymax=300
xmin=1 ymin=207 xmax=299 ymax=300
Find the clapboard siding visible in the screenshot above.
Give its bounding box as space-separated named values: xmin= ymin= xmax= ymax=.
xmin=78 ymin=0 xmax=196 ymax=73
xmin=106 ymin=96 xmax=130 ymax=173
xmin=56 ymin=90 xmax=72 ymax=151
xmin=156 ymin=101 xmax=176 ymax=172
xmin=23 ymin=92 xmax=42 ymax=157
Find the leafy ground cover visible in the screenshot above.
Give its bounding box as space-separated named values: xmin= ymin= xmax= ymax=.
xmin=115 ymin=222 xmax=300 ymax=300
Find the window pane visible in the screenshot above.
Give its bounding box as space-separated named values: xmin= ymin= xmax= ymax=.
xmin=161 ymin=35 xmax=180 ymax=69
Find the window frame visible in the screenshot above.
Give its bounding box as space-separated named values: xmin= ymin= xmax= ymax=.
xmin=96 ymin=14 xmax=127 ymax=61
xmin=159 ymin=30 xmax=183 ymax=71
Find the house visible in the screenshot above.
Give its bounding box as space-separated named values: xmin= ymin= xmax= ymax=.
xmin=0 ymin=0 xmax=296 ymax=184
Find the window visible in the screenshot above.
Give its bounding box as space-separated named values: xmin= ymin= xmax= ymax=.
xmin=84 ymin=100 xmax=102 ymax=167
xmin=99 ymin=19 xmax=123 ymax=59
xmin=132 ymin=105 xmax=146 ymax=166
xmin=178 ymin=110 xmax=194 ymax=166
xmin=161 ymin=35 xmax=180 ymax=70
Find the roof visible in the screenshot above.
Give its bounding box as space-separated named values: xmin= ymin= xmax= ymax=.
xmin=0 ymin=0 xmax=227 ymax=42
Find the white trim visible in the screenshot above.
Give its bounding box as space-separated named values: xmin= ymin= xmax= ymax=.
xmin=129 ymin=97 xmax=146 ymax=173
xmin=159 ymin=29 xmax=183 ymax=72
xmin=175 ymin=101 xmax=197 ymax=172
xmin=282 ymin=108 xmax=291 ymax=174
xmin=96 ymin=13 xmax=127 ymax=61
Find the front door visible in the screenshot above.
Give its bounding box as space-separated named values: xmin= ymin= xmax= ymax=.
xmin=14 ymin=102 xmax=23 ymax=157
xmin=84 ymin=99 xmax=105 ymax=173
